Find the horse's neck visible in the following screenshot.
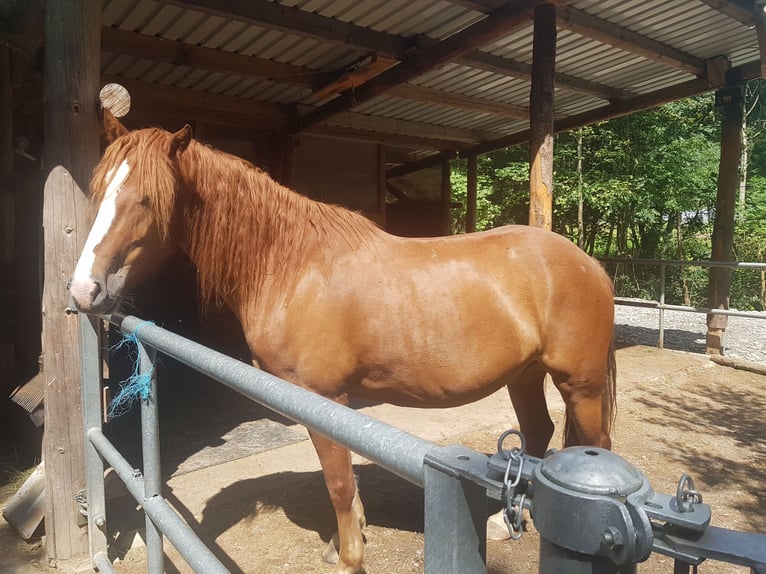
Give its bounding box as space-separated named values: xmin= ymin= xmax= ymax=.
xmin=177 ymin=148 xmax=328 ymax=314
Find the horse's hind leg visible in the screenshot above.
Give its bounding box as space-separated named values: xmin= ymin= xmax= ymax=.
xmin=308 ymin=430 xmax=366 ymax=574
xmin=506 ymin=364 xmax=554 ymax=457
xmin=552 ymin=367 xmax=612 ymax=450
xmin=488 ymin=365 xmax=553 ymax=541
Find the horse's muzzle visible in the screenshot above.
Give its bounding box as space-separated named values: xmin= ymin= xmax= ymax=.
xmin=70 ymin=275 xmax=123 ymax=315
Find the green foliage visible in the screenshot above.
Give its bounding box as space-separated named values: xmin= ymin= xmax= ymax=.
xmin=449 ymin=79 xmax=766 ymax=309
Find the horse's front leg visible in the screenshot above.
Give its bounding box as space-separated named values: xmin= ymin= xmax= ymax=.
xmin=308 ymin=429 xmax=367 ymax=574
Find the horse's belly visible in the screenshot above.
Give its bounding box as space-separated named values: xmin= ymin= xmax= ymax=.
xmin=351 ymin=345 xmax=537 ymax=408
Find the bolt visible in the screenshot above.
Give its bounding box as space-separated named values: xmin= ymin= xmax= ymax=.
xmin=57 ymin=447 xmax=65 ymax=454
xmin=601 ymin=526 xmax=624 ymax=550
xmin=94 ymin=515 xmax=106 ymax=527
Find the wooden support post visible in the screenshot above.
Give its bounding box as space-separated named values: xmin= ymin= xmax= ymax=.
xmin=466 ymin=155 xmax=478 ymax=233
xmin=528 ymin=2 xmax=557 ymax=230
xmin=377 ymin=143 xmax=387 ymax=228
xmin=441 ymin=158 xmax=452 ymax=235
xmin=0 ymin=46 xmax=14 ymax=410
xmin=42 ymin=0 xmax=101 ymax=565
xmin=707 ymin=83 xmax=743 ymax=355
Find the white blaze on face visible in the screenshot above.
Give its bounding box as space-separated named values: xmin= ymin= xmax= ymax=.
xmin=72 ymin=160 xmax=131 ymax=288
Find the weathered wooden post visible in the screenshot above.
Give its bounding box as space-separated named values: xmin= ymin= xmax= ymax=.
xmin=707 ymin=82 xmax=743 ymax=355
xmin=42 ymin=0 xmax=101 ymax=566
xmin=528 ymin=2 xmax=557 ymax=230
xmin=466 ymin=155 xmax=478 ymax=233
xmin=0 ymin=46 xmax=14 ymax=413
xmin=441 ymin=157 xmax=452 ymax=235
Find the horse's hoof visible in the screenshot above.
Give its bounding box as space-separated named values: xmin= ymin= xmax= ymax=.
xmin=322 ymin=533 xmax=340 ymax=565
xmin=486 ymin=511 xmax=511 ymax=541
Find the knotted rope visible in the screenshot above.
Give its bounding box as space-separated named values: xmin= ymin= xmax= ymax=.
xmin=108 ymin=320 xmax=155 ymax=419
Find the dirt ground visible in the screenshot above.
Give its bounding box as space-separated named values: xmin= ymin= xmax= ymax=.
xmin=2 ymin=344 xmax=765 ymax=573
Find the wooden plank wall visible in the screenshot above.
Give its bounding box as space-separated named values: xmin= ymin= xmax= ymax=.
xmin=0 ymin=46 xmax=14 ymax=412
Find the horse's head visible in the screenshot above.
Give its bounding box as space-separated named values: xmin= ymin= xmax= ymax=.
xmin=70 ymin=114 xmax=192 ymax=314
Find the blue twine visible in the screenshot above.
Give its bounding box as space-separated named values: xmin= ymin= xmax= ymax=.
xmin=108 ymin=320 xmax=156 ymax=419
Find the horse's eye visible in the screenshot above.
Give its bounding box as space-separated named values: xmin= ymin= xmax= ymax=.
xmin=139 ymin=196 xmax=150 ymax=207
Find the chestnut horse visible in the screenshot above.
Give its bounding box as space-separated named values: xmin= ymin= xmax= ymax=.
xmin=71 ymin=116 xmax=616 ymax=574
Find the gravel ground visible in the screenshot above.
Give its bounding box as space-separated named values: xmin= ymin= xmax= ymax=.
xmin=614 ymin=303 xmax=766 ymax=364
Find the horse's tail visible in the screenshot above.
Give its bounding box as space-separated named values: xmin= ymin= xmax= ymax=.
xmin=563 ymin=336 xmax=617 ymax=448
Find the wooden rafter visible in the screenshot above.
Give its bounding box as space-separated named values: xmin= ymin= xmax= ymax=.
xmin=101 ymin=27 xmax=331 ymax=89
xmin=388 ymin=83 xmax=530 ymax=119
xmin=457 ymin=50 xmax=633 ymax=100
xmin=102 ymin=76 xmax=289 ymax=129
xmin=294 ymin=0 xmax=560 ymax=131
xmin=305 ymin=123 xmax=464 ymax=151
xmin=445 ymin=0 xmax=709 ymax=76
xmin=465 ymin=60 xmax=761 ymax=157
xmin=556 ymin=5 xmax=706 ymax=76
xmin=165 ymin=0 xmax=413 ymax=59
xmin=697 ymin=0 xmax=763 ymax=25
xmin=329 ymin=111 xmax=498 ymax=143
xmin=387 ymin=150 xmax=458 ymax=178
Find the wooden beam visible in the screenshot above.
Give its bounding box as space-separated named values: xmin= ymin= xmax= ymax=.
xmin=42 ymin=0 xmax=101 ymax=564
xmin=305 ymin=123 xmax=463 ymax=151
xmin=388 ymin=150 xmax=458 ymax=179
xmin=329 ymin=111 xmax=496 ymax=143
xmin=294 ymin=0 xmax=556 ymax=131
xmin=458 ymin=51 xmax=633 ymax=100
xmin=386 ymin=181 xmax=410 ymax=201
xmin=465 ymin=60 xmax=760 ymax=157
xmin=305 ymin=54 xmax=397 ymax=104
xmin=166 ymin=0 xmax=413 ymax=59
xmin=446 ymin=0 xmax=507 ymax=12
xmin=446 ymin=0 xmax=707 ymax=76
xmin=556 ymin=6 xmax=705 ymax=76
xmin=389 ymin=83 xmax=530 ymax=119
xmin=101 ymin=27 xmax=331 ymax=89
xmin=697 ymin=0 xmax=762 ymax=26
xmin=102 ymin=76 xmax=290 ymax=130
xmin=528 ymin=3 xmax=556 ymax=230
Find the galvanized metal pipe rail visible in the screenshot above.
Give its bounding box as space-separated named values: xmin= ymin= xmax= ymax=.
xmin=115 ymin=313 xmax=435 ymax=486
xmin=600 ymin=258 xmax=766 ymax=349
xmin=79 ymin=312 xmax=766 ymax=574
xmin=81 ymin=313 xmax=488 ymax=574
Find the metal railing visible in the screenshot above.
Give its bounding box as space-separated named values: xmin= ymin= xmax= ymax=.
xmin=79 ymin=313 xmax=490 ymax=574
xmin=78 ymin=312 xmax=766 ymax=574
xmin=601 ymin=258 xmax=766 ymax=349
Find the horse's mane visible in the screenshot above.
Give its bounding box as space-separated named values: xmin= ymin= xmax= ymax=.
xmin=94 ymin=127 xmax=383 ymax=308
xmin=91 ymin=128 xmax=177 ymax=240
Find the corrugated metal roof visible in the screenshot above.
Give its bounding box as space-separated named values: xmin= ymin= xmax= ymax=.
xmin=99 ymin=0 xmax=764 ymax=164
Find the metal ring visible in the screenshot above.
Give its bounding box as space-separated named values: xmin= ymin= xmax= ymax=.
xmin=675 ymin=474 xmax=702 ymax=512
xmin=497 ymin=428 xmax=526 ymax=460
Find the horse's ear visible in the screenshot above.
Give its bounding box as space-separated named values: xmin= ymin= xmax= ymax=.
xmin=170 ymin=124 xmax=192 ymax=157
xmin=101 ymin=108 xmax=129 ymax=146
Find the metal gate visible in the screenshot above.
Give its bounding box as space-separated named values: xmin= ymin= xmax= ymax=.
xmin=78 ymin=313 xmax=766 ymax=573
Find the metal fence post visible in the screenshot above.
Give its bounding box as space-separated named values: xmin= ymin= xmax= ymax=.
xmin=423 ymin=446 xmax=489 ymax=574
xmin=532 ymin=448 xmax=653 ymax=574
xmin=138 ymin=342 xmax=164 ymax=573
xmin=79 ymin=314 xmax=112 ymax=571
xmin=658 ymin=263 xmax=666 ymax=348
